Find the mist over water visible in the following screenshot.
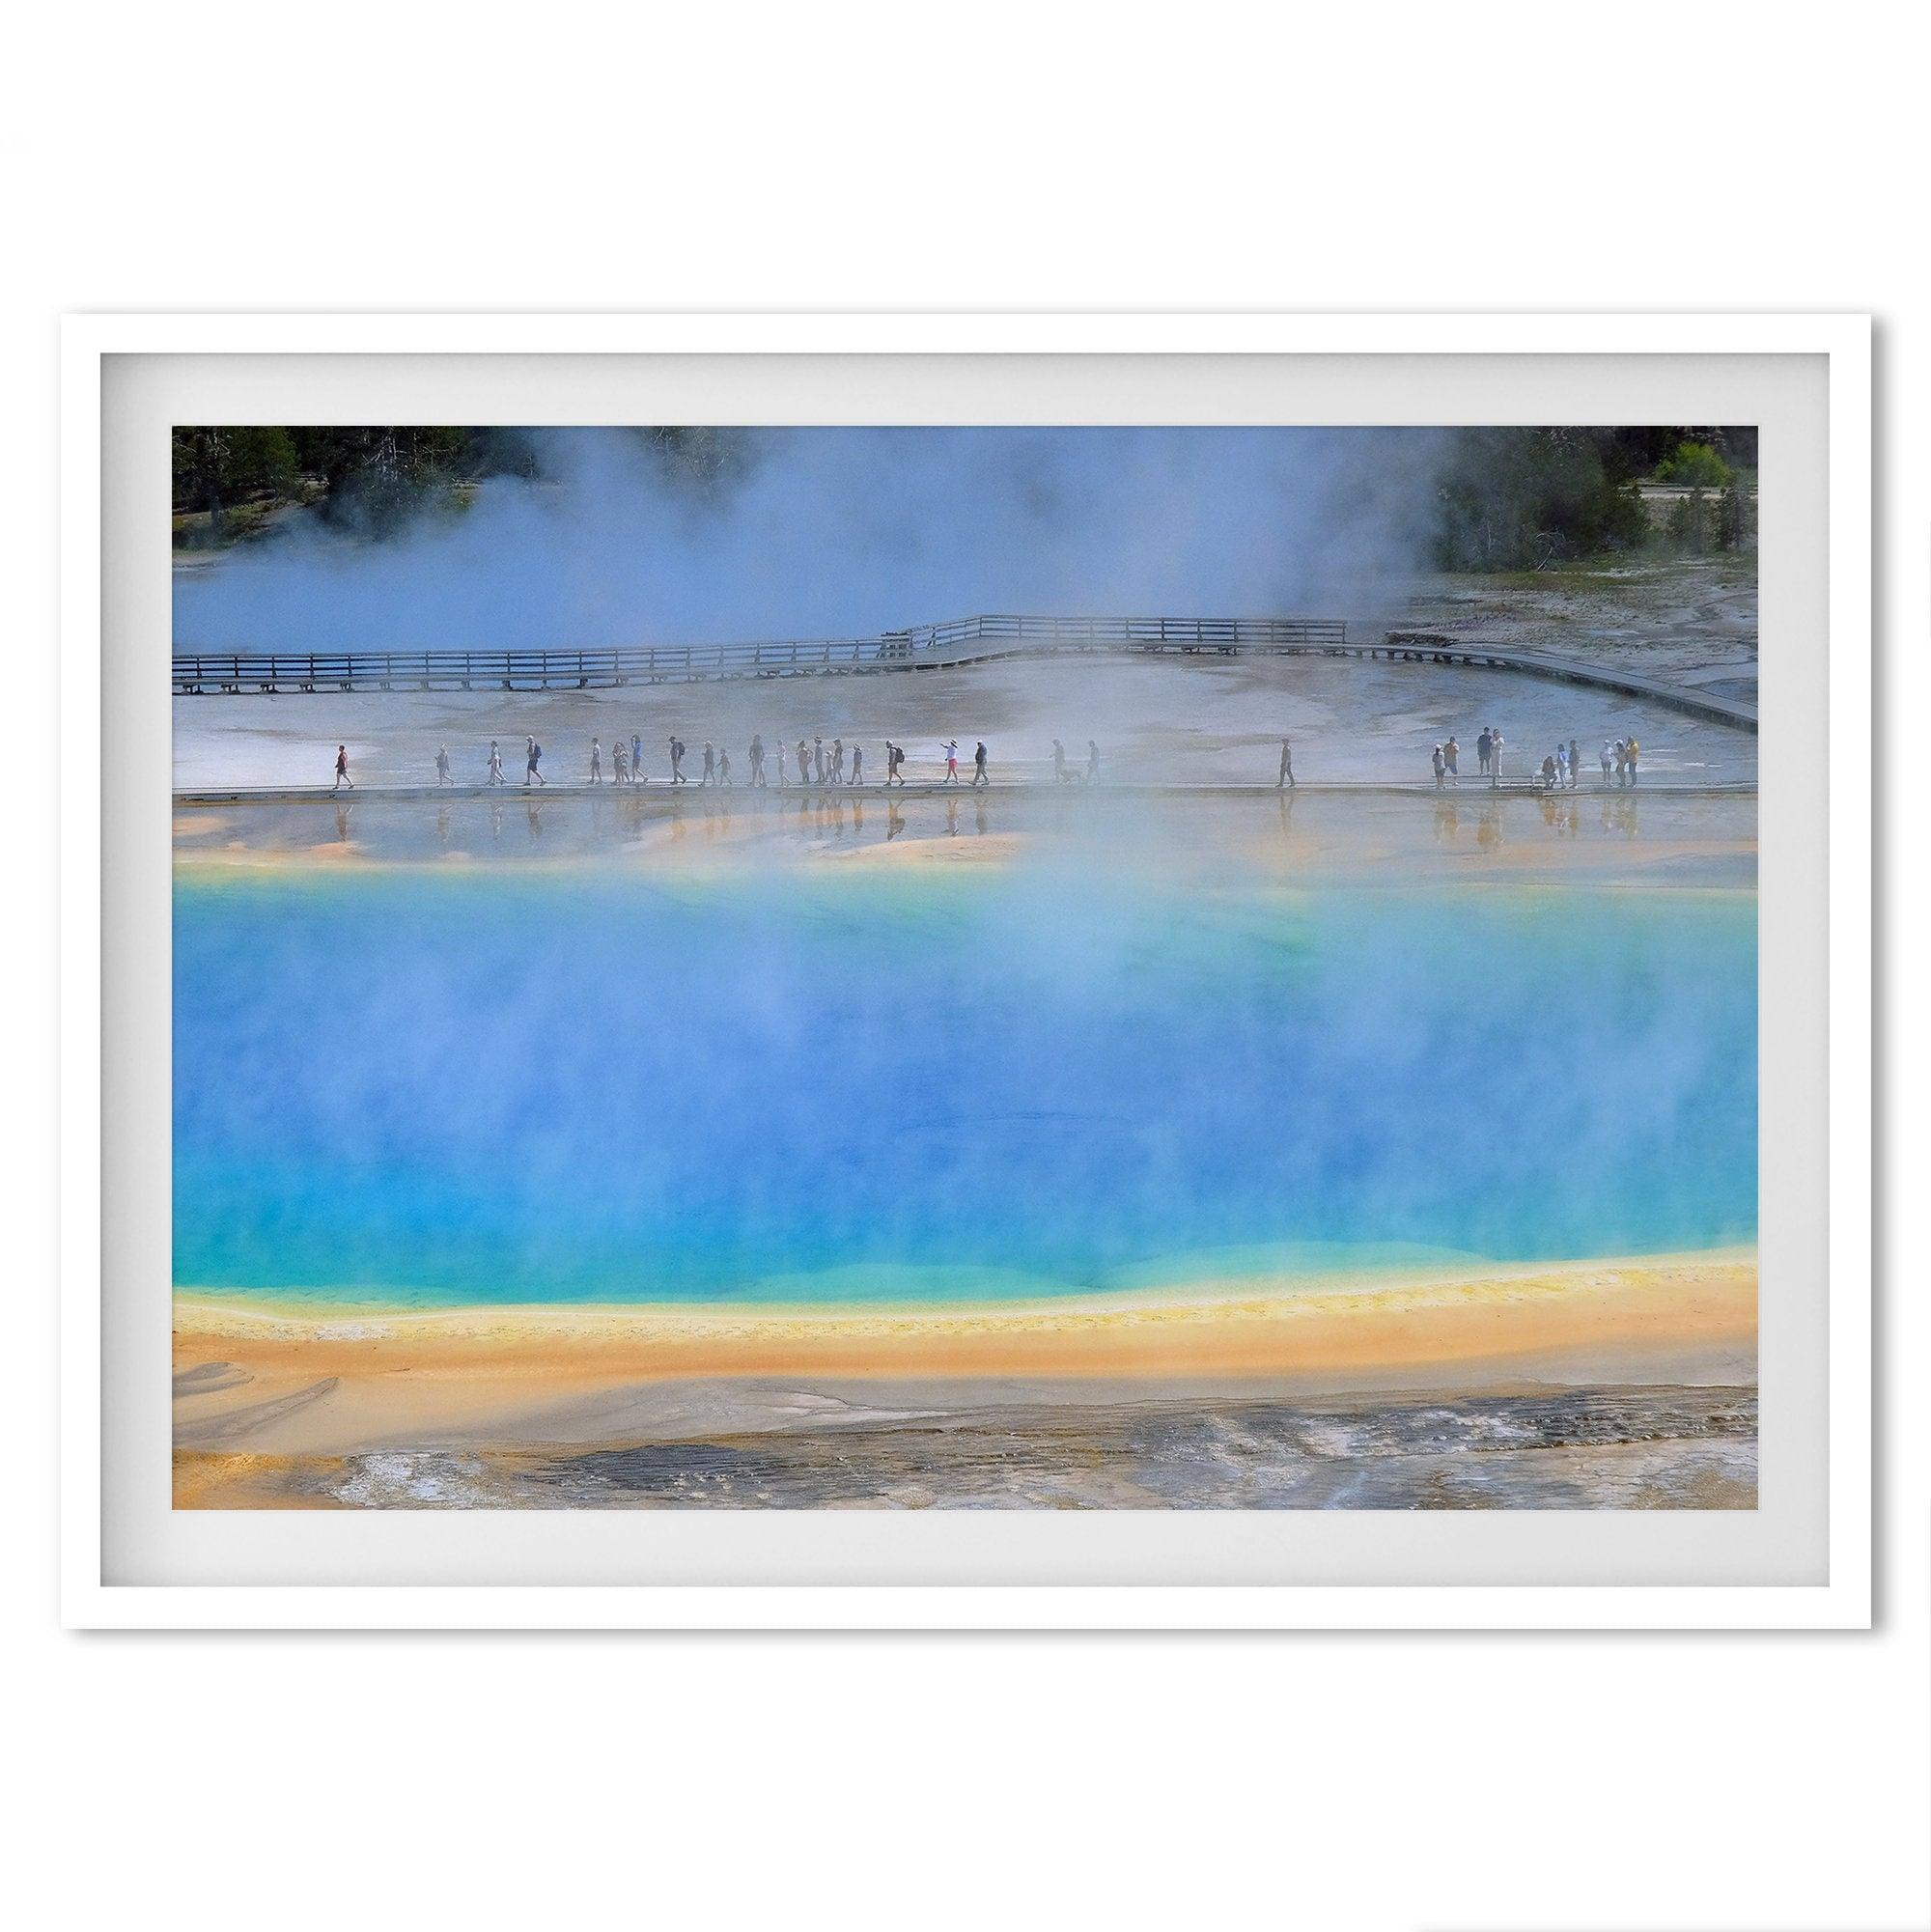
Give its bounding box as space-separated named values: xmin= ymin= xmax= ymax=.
xmin=174 ymin=869 xmax=1757 ymax=1307
xmin=173 ymin=428 xmax=1442 ymax=652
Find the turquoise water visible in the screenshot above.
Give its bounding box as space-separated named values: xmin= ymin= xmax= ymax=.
xmin=173 ymin=870 xmax=1757 ymax=1306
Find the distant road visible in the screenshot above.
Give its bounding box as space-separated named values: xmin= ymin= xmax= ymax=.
xmin=173 ymin=612 xmax=1757 ymax=734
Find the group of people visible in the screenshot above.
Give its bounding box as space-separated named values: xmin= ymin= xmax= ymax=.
xmin=396 ymin=732 xmax=1007 ymax=792
xmin=1430 ymin=727 xmax=1642 ymax=791
xmin=331 ymin=723 xmax=1646 ymax=797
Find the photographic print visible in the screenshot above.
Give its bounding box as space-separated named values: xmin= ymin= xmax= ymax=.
xmin=168 ymin=421 xmax=1759 ymax=1512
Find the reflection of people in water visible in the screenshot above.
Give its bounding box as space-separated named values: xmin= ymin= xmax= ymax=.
xmin=945 ymin=797 xmax=959 ymax=834
xmin=886 ymin=801 xmax=906 ymax=841
xmin=975 ymin=797 xmax=988 ymax=835
xmin=489 ymin=800 xmax=503 ymax=842
xmin=334 ymin=801 xmax=352 ymax=841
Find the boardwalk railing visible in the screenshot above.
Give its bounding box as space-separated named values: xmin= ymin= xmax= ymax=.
xmin=171 ymin=614 xmax=1351 ymax=694
xmin=170 ymin=613 xmax=1755 ymax=731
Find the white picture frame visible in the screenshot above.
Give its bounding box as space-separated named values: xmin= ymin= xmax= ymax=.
xmin=62 ymin=312 xmax=1872 ymax=1629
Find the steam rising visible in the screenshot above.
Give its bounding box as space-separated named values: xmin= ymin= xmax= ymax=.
xmin=174 ymin=427 xmax=1444 ymax=651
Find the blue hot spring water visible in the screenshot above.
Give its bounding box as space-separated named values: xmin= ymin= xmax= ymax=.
xmin=173 ymin=870 xmax=1757 ymax=1307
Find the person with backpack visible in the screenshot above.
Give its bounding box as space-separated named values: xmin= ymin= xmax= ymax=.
xmin=669 ymin=737 xmax=686 ymax=784
xmin=524 ymin=736 xmax=545 ymax=787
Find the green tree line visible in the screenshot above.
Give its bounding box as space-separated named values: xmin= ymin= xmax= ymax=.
xmin=1432 ymin=426 xmax=1755 ymax=570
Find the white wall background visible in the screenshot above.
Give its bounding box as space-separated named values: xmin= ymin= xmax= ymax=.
xmin=7 ymin=5 xmax=1924 ymax=1927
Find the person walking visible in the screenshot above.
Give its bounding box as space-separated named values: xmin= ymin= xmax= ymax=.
xmin=590 ymin=738 xmax=602 ymax=784
xmin=612 ymin=739 xmax=629 ymax=785
xmin=1489 ymin=728 xmax=1503 ymax=787
xmin=1476 ymin=727 xmax=1492 ymax=778
xmin=972 ymin=741 xmax=989 ymax=788
xmin=524 ymin=736 xmax=545 ymax=787
xmin=1567 ymin=739 xmax=1581 ymax=791
xmin=749 ymin=734 xmax=766 ymax=787
xmin=776 ymin=738 xmax=789 ymax=788
xmin=1051 ymin=739 xmax=1068 ymax=783
xmin=831 ymin=738 xmax=845 ymax=784
xmin=885 ymin=740 xmax=905 ymax=787
xmin=434 ymin=744 xmax=452 ymax=786
xmin=717 ymin=747 xmax=733 ymax=787
xmin=850 ymin=743 xmax=863 ymax=786
xmin=486 ymin=740 xmax=504 ymax=785
xmin=1086 ymin=740 xmax=1100 ymax=784
xmin=332 ymin=743 xmax=353 ymax=792
xmin=1553 ymin=742 xmax=1567 ymax=789
xmin=1431 ymin=743 xmax=1446 ymax=789
xmin=1277 ymin=738 xmax=1296 ymax=789
xmin=630 ymin=734 xmax=643 ymax=785
xmin=1443 ymin=734 xmax=1459 ymax=784
xmin=700 ymin=741 xmax=715 ymax=787
xmin=1625 ymin=736 xmax=1639 ymax=787
xmin=809 ymin=736 xmax=824 ymax=785
xmin=942 ymin=740 xmax=960 ymax=784
xmin=669 ymin=737 xmax=686 ymax=784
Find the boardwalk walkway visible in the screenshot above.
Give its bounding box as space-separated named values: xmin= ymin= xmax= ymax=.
xmin=173 ymin=613 xmax=1757 ymax=732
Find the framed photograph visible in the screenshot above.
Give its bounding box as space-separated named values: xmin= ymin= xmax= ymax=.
xmin=63 ymin=314 xmax=1870 ymax=1627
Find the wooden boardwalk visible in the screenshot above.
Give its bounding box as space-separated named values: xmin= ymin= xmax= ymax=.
xmin=172 ymin=613 xmax=1757 ymax=733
